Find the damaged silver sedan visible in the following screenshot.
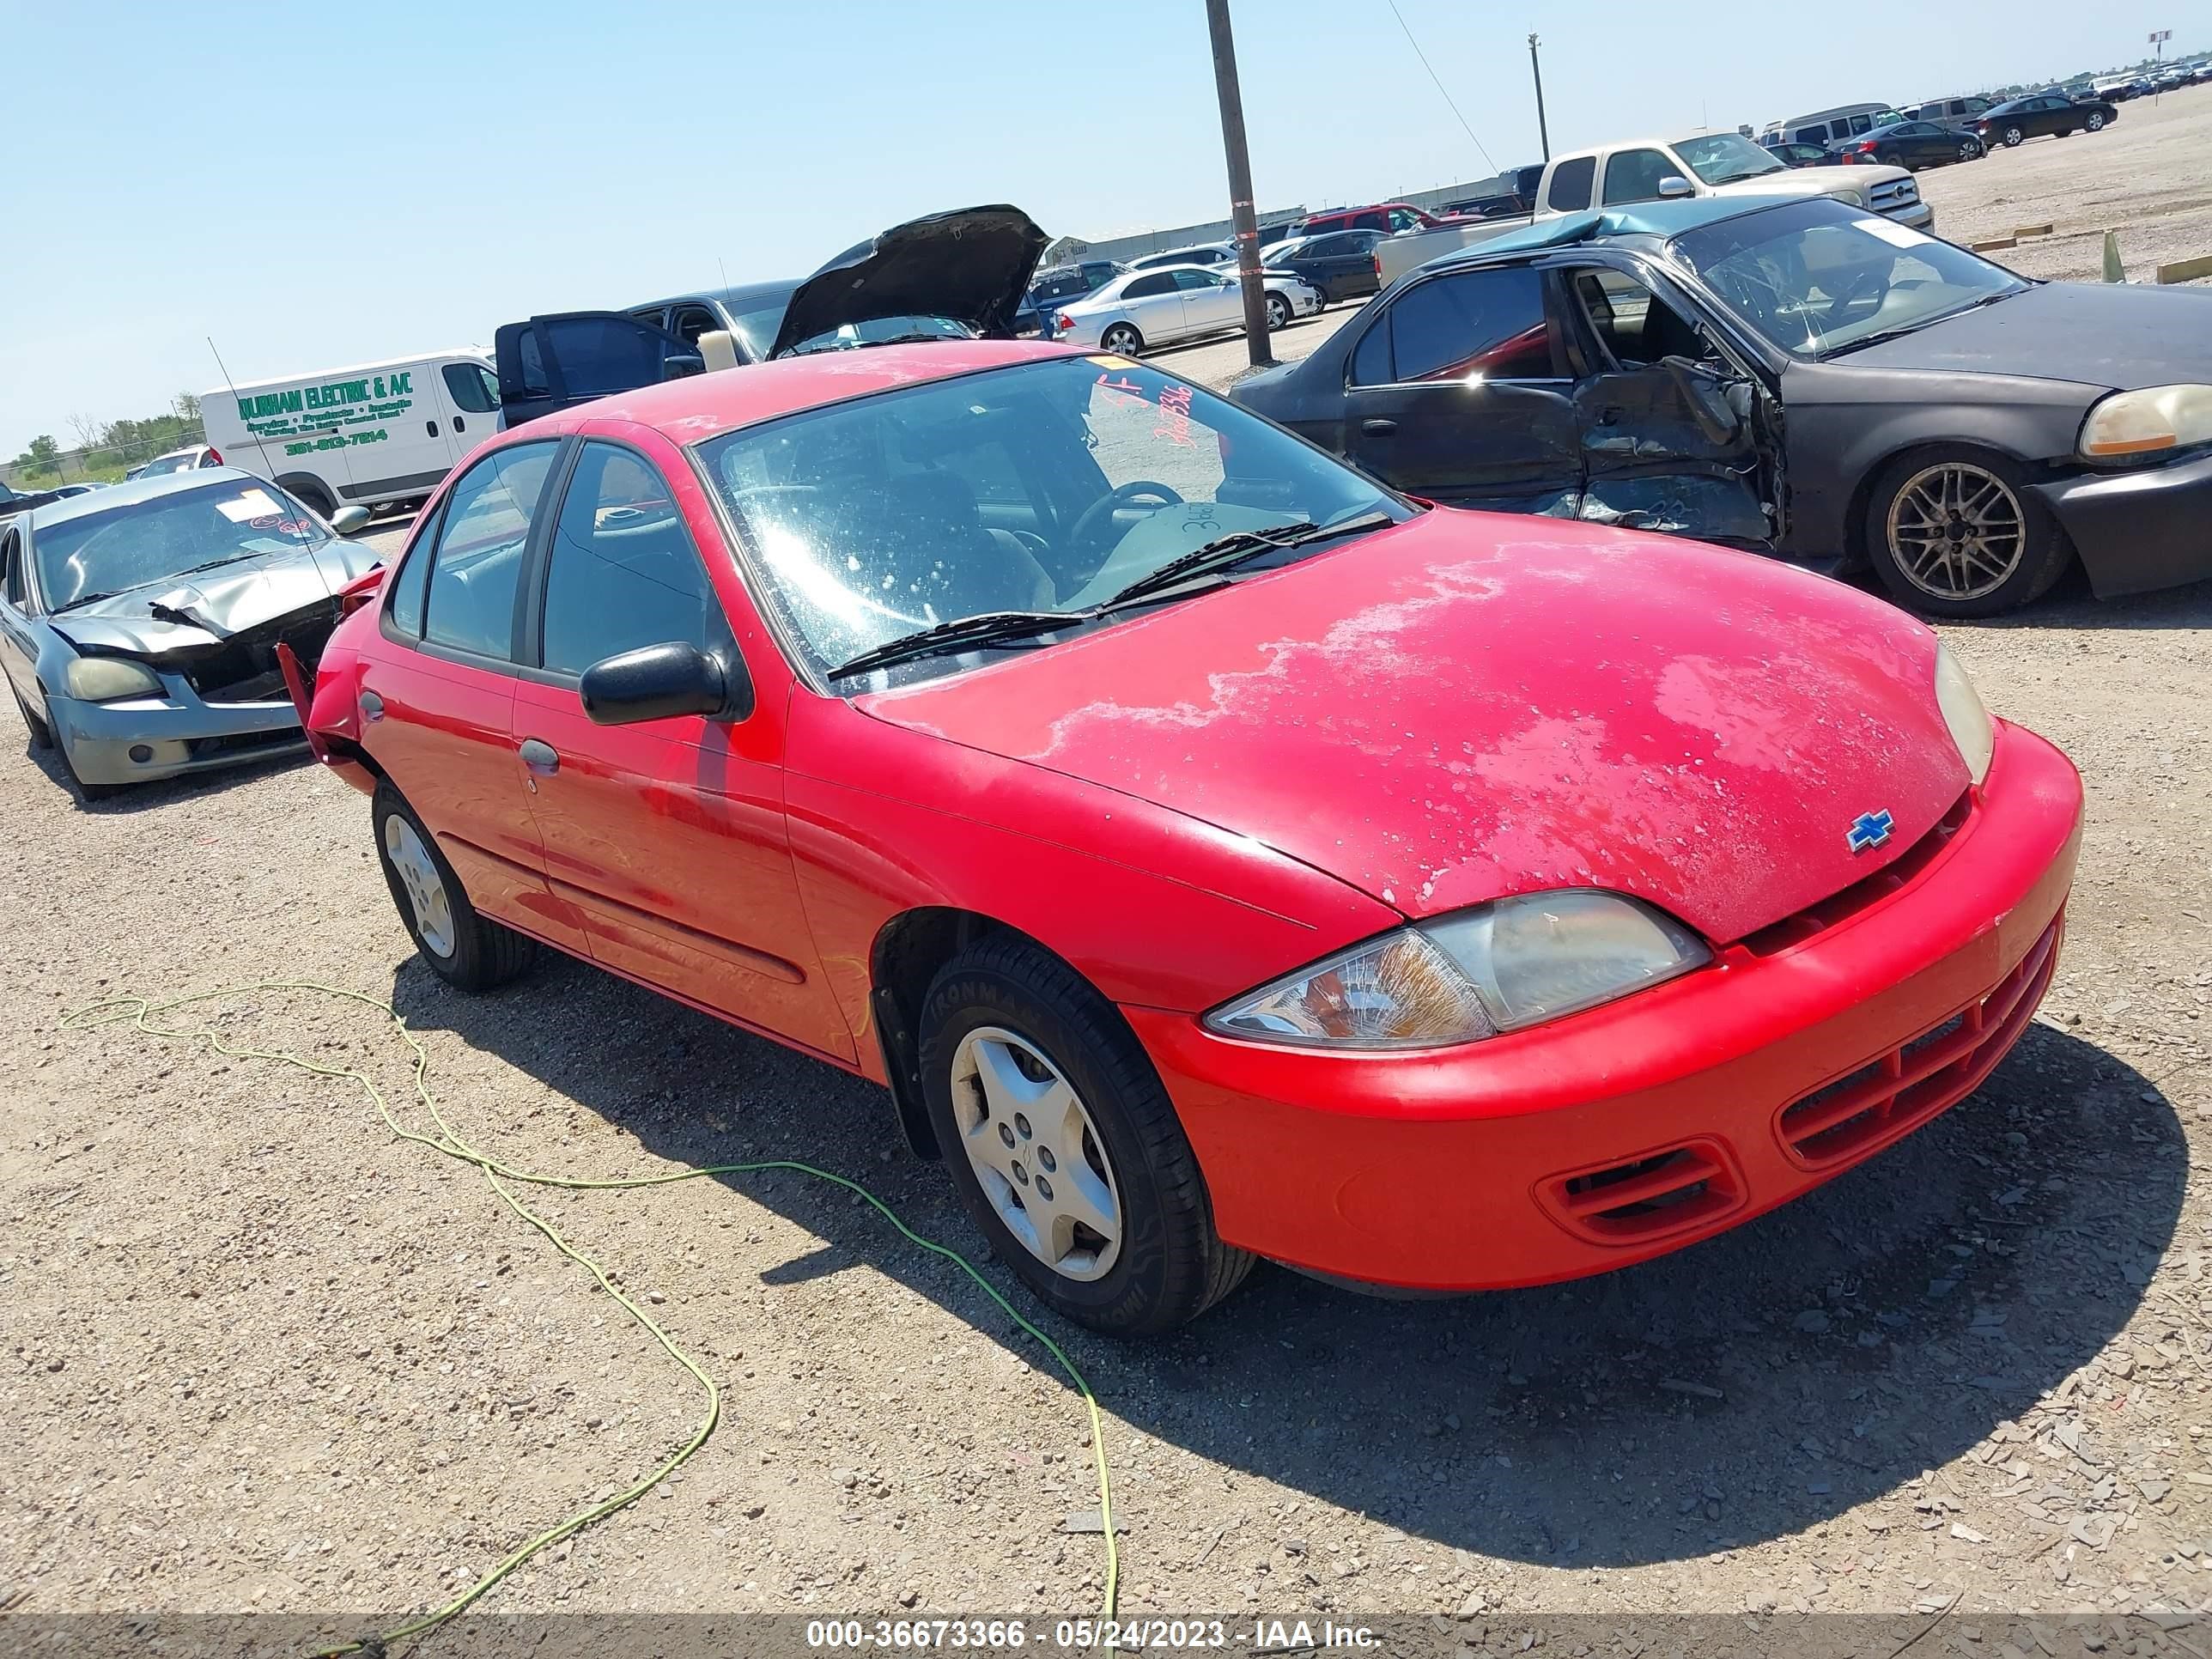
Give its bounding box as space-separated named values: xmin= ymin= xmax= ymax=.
xmin=0 ymin=470 xmax=375 ymax=799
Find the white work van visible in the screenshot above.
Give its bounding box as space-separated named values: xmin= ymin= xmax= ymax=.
xmin=199 ymin=349 xmax=501 ymax=518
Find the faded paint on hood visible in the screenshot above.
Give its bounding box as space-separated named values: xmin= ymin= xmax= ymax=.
xmin=1831 ymin=280 xmax=2212 ymax=390
xmin=860 ymin=512 xmax=1970 ymax=945
xmin=47 ymin=540 xmax=381 ymax=659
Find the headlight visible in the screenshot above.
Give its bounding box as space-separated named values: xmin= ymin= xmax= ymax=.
xmin=64 ymin=656 xmax=165 ymax=702
xmin=2077 ymin=384 xmax=2212 ymax=460
xmin=1933 ymin=643 xmax=1993 ymax=785
xmin=1206 ymin=891 xmax=1711 ymax=1050
xmin=1830 ymin=185 xmax=1867 ymax=207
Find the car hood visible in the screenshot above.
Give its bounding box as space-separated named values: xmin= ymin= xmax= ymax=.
xmin=859 ymin=513 xmax=1970 ymax=945
xmin=1718 ymin=166 xmax=1911 ymax=198
xmin=1830 ymin=280 xmax=2212 ymax=388
xmin=46 ymin=539 xmax=380 ymax=659
xmin=769 ymin=204 xmax=1048 ymax=359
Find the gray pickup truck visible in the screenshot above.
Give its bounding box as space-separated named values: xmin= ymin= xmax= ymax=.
xmin=1376 ymin=131 xmax=1931 ymax=285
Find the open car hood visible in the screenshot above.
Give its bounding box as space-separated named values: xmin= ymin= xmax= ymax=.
xmin=768 ymin=204 xmax=1048 ymax=360
xmin=46 ymin=541 xmax=380 ymax=659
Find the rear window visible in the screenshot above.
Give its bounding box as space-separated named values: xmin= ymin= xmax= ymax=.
xmin=1545 ymin=156 xmax=1595 ymax=212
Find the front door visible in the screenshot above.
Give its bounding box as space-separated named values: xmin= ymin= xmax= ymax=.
xmin=1111 ymin=271 xmax=1188 ymax=344
xmin=1172 ymin=267 xmax=1242 ymax=335
xmin=507 ymin=438 xmax=852 ymax=1061
xmin=1557 ymin=264 xmax=1778 ymax=547
xmin=1339 ymin=262 xmax=1583 ymax=512
xmin=492 ymin=313 xmax=704 ymax=428
xmin=361 ymin=438 xmax=590 ymax=953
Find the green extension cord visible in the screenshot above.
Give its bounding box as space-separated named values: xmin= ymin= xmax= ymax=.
xmin=64 ymin=980 xmax=1119 ymax=1657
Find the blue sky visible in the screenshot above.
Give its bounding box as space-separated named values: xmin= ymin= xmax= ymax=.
xmin=2 ymin=0 xmax=2189 ymax=455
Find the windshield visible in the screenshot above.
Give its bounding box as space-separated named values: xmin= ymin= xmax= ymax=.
xmin=722 ymin=288 xmax=799 ymax=360
xmin=783 ymin=315 xmax=973 ymax=356
xmin=138 ymin=451 xmax=201 ymax=477
xmin=1673 ymin=199 xmax=2028 ymax=358
xmin=33 ymin=477 xmax=325 ymax=609
xmin=694 ymin=356 xmax=1405 ymax=685
xmin=1674 ymin=132 xmax=1787 ymax=185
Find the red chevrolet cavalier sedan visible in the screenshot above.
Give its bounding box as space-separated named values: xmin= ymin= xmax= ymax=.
xmin=300 ymin=342 xmax=2082 ymax=1334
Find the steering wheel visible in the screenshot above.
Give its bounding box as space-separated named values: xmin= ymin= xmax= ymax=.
xmin=1068 ymin=481 xmax=1183 ymax=554
xmin=1821 ymin=263 xmax=1890 ymax=325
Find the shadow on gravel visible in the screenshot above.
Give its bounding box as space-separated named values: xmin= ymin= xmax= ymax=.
xmin=392 ymin=954 xmax=2185 ymax=1570
xmin=1964 ymin=569 xmax=2212 ymax=631
xmin=7 ymin=724 xmax=309 ymax=814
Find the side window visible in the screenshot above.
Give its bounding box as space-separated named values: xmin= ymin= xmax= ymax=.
xmin=1571 ymin=270 xmax=1705 ymax=368
xmin=386 ymin=516 xmax=434 ymax=636
xmin=441 ymin=362 xmax=498 ymax=415
xmin=1352 ymin=210 xmax=1389 ymax=232
xmin=1349 ymin=317 xmax=1395 ymax=387
xmin=1800 ymin=122 xmax=1830 ymax=143
xmin=1545 ymin=156 xmax=1595 ymax=212
xmin=1366 ymin=266 xmax=1555 ymax=385
xmin=516 ymin=329 xmax=550 ymax=397
xmin=1387 ymin=208 xmax=1422 ymax=232
xmin=1847 ymin=113 xmax=1874 ymax=134
xmin=422 ymin=441 xmax=559 ymax=660
xmin=540 ymin=442 xmax=730 ymax=678
xmin=1601 ymin=148 xmax=1676 ymax=206
xmin=671 ymin=305 xmax=722 ymax=344
xmin=1 ymin=528 xmax=22 ymax=607
xmin=1171 ymin=268 xmax=1223 ymax=291
xmin=1123 ymin=273 xmax=1176 ymax=300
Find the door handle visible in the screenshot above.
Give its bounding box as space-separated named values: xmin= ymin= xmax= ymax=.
xmin=518 ymin=738 xmax=559 ymax=777
xmin=453 ymin=416 xmax=465 ymax=434
xmin=1360 ymin=417 xmax=1398 ymax=436
xmin=358 ymin=690 xmax=385 ymax=722
xmin=426 ymin=420 xmax=440 ymax=438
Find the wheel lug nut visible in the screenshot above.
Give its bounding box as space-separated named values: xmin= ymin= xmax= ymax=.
xmin=999 ymin=1123 xmax=1016 ymax=1148
xmin=1014 ymin=1113 xmax=1032 ymax=1139
xmin=1037 ymin=1147 xmax=1056 ymax=1172
xmin=1036 ymin=1176 xmax=1054 ymax=1201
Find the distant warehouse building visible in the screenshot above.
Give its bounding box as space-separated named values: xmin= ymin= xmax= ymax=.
xmin=1047 ymin=177 xmax=1504 ymax=265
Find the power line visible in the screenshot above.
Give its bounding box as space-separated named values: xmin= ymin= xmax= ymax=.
xmin=1384 ymin=0 xmax=1499 ymax=175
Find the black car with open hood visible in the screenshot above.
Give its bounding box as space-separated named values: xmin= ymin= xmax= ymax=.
xmin=493 ymin=205 xmax=1048 ymax=425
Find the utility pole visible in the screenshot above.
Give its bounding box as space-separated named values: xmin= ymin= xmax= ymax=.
xmin=1205 ymin=0 xmax=1273 ymax=368
xmin=1528 ymin=33 xmax=1551 ymax=161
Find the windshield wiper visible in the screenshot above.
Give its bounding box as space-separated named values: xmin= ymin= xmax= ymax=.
xmin=52 ymin=591 xmax=125 ymax=613
xmin=1820 ymin=289 xmax=2021 ymax=359
xmin=829 ymin=610 xmax=1079 ymax=678
xmin=174 ymin=551 xmax=272 ymax=577
xmin=1103 ymin=512 xmax=1395 ymax=610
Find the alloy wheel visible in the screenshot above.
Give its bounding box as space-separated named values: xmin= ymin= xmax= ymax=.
xmin=383 ymin=815 xmax=457 ymax=958
xmin=1267 ymin=295 xmax=1291 ymax=329
xmin=2004 ymin=126 xmax=2025 ymax=146
xmin=1102 ymin=325 xmax=1140 ymax=356
xmin=2087 ymin=113 xmax=2106 ymax=131
xmin=948 ymin=1025 xmax=1122 ymax=1282
xmin=1885 ymin=460 xmax=2027 ymax=601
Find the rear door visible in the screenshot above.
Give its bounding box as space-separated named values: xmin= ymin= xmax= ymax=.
xmin=1339 ymin=262 xmax=1583 ymax=513
xmin=1172 ymin=267 xmax=1241 ymax=333
xmin=492 ymin=313 xmax=703 ymax=427
xmin=1555 ymin=262 xmax=1778 ymax=547
xmin=361 ymin=438 xmax=591 ymax=953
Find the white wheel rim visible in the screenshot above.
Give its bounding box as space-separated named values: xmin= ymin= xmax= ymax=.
xmin=1886 ymin=460 xmax=2026 ymax=601
xmin=949 ymin=1026 xmax=1122 ymax=1282
xmin=384 ymin=816 xmax=457 ymax=958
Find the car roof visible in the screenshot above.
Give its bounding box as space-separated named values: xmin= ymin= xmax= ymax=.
xmin=630 ymin=278 xmax=800 ymax=313
xmin=508 ymin=340 xmax=1085 ymax=449
xmin=21 ymin=465 xmax=270 ymax=529
xmin=1454 ymin=194 xmax=1792 ymax=264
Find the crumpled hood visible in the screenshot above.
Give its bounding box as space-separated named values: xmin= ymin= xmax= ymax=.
xmin=860 ymin=513 xmax=1971 ymax=945
xmin=48 ymin=539 xmax=380 ymax=658
xmin=769 ymin=205 xmax=1048 ymax=359
xmin=1833 ymin=280 xmax=2212 ymax=389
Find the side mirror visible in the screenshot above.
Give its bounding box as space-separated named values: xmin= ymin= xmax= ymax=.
xmin=664 ymin=352 xmax=707 ymax=380
xmin=1656 ymin=175 xmax=1697 ymax=199
xmin=579 ymin=641 xmax=751 ymax=726
xmin=329 ymin=505 xmax=372 ymax=536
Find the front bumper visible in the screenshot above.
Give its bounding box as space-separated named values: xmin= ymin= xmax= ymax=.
xmin=2033 ymin=446 xmax=2212 ymax=598
xmin=1127 ymin=720 xmax=2081 ymax=1291
xmin=1886 ymin=199 xmax=1936 ymax=230
xmin=48 ymin=686 xmax=305 ymax=786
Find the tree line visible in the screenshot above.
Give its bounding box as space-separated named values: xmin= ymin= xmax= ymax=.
xmin=7 ymin=394 xmax=206 ymax=483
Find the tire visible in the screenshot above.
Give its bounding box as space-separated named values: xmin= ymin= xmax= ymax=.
xmin=1958 ymin=142 xmax=1978 ymax=162
xmin=1099 ymin=323 xmax=1144 ymax=356
xmin=9 ymin=679 xmax=53 ymax=750
xmin=2086 ymin=112 xmax=2106 ymax=131
xmin=372 ymin=781 xmax=536 ymax=992
xmin=2002 ymin=125 xmax=2026 ymax=147
xmin=279 ymin=476 xmax=337 ymax=518
xmin=1265 ymin=293 xmax=1291 ymax=331
xmin=1863 ymin=447 xmax=2073 ymax=618
xmin=918 ymin=934 xmax=1253 ymax=1336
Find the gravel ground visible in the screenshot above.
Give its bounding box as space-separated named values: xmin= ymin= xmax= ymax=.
xmin=4 ymin=102 xmax=2211 ymax=1648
